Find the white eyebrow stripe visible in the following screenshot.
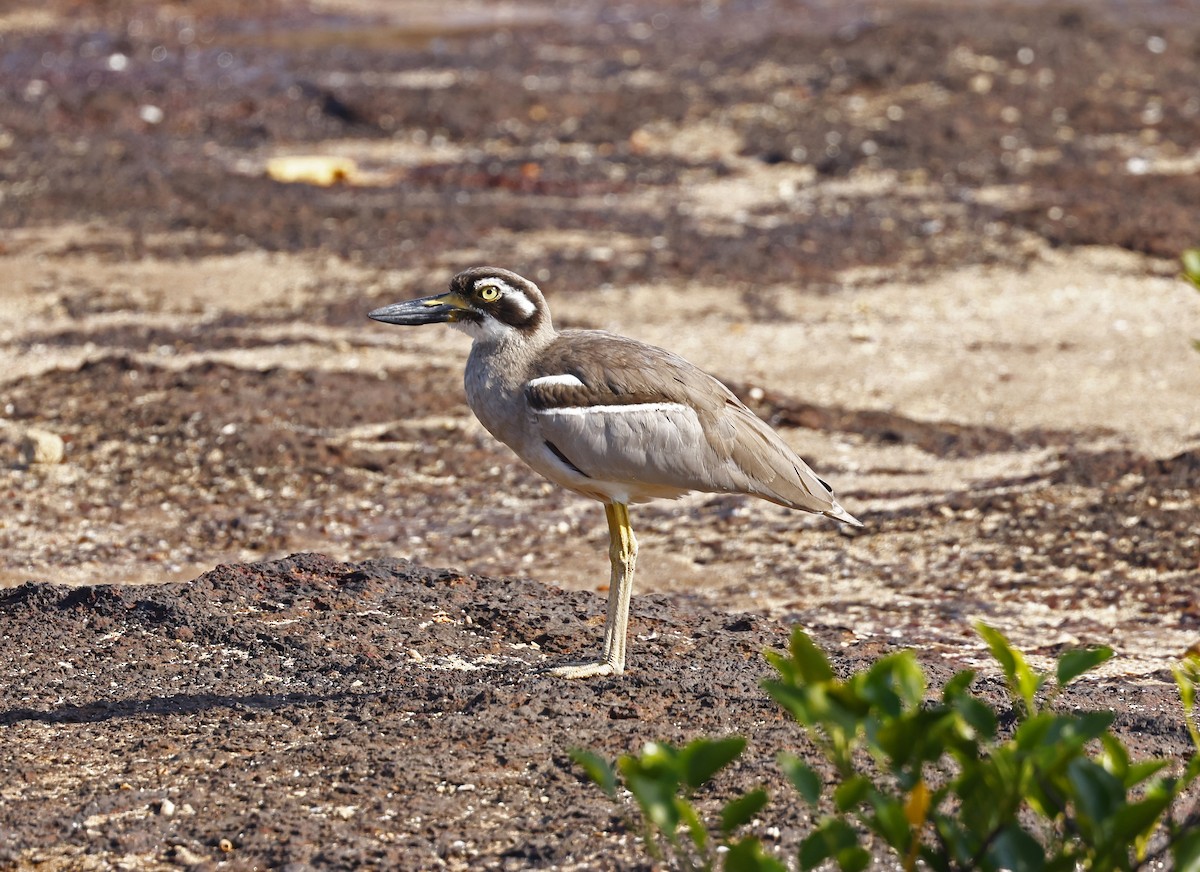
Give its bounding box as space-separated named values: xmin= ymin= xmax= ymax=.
xmin=527 ymin=374 xmax=586 ymax=389
xmin=473 ymin=277 xmax=537 ymax=321
xmin=535 ymin=402 xmax=690 ymax=416
xmin=506 ymin=289 xmax=537 ymax=319
xmin=476 ymin=278 xmax=515 ymax=293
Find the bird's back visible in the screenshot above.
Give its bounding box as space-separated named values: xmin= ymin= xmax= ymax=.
xmin=521 ymin=330 xmax=861 ymax=525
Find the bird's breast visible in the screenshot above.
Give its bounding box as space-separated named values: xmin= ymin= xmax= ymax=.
xmin=463 ymin=345 xmax=536 ymax=453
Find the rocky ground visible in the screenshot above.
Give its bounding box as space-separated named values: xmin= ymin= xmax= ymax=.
xmin=2 ymin=0 xmax=1199 ymax=868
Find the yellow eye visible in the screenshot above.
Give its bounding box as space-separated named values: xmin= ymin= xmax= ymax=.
xmin=478 ymin=285 xmax=501 ymax=302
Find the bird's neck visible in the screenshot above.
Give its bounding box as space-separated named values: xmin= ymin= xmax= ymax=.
xmin=476 ymin=320 xmax=555 ymax=357
xmin=465 ymin=321 xmax=554 ymax=386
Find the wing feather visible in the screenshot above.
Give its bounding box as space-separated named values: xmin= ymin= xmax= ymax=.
xmin=523 ymin=330 xmax=861 ymax=524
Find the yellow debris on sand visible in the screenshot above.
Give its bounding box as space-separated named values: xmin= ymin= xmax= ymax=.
xmin=265 ymin=155 xmax=360 ymax=186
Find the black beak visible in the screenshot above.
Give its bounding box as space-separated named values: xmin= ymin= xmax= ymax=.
xmin=368 ymin=291 xmax=472 ymax=326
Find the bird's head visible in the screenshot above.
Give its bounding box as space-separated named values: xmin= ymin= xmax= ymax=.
xmin=368 ymin=267 xmax=551 ymax=342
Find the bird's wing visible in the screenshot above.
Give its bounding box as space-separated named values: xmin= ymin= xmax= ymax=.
xmin=524 ymin=331 xmax=860 ymax=524
xmin=708 ymin=396 xmax=862 ymax=524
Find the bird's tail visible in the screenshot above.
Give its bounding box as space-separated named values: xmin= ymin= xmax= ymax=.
xmin=825 ymin=501 xmax=864 ymax=528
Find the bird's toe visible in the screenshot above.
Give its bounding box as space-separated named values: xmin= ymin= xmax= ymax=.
xmin=544 ymin=660 xmax=621 ymax=679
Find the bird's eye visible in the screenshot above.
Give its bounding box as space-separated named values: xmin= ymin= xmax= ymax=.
xmin=478 ymin=285 xmax=501 ymax=302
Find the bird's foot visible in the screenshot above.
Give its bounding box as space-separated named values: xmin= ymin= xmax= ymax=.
xmin=544 ymin=659 xmax=622 ymax=679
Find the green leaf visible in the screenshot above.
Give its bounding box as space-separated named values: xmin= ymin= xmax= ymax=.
xmin=1015 ymin=710 xmax=1112 ymax=759
xmin=1182 ymin=248 xmax=1200 ymax=288
xmin=624 ymin=768 xmax=681 ymax=837
xmin=725 ymin=837 xmax=788 ymax=872
xmin=763 ymin=680 xmax=862 ymax=768
xmin=986 ymin=824 xmax=1046 ymax=872
xmin=1124 ymin=758 xmax=1170 ymax=788
xmin=1067 ymin=757 xmax=1125 ymax=825
xmin=833 ymin=775 xmax=871 ymax=812
xmin=976 ymin=622 xmax=1018 ymax=677
xmin=868 ymin=792 xmax=912 ymax=850
xmin=890 ymin=653 xmax=927 ymax=708
xmin=1174 ymin=826 xmax=1200 ymax=872
xmin=788 ymin=627 xmax=835 ymax=683
xmin=1055 ymin=646 xmax=1113 ymax=687
xmin=778 ymin=753 xmax=823 ymax=804
xmin=620 ymin=748 xmax=684 ymax=839
xmin=941 ymin=672 xmax=997 ymax=741
xmin=762 ymin=679 xmax=812 ymax=719
xmin=762 ymin=680 xmax=812 ymax=725
xmin=622 ymin=740 xmax=680 ymax=784
xmin=721 ymin=788 xmax=770 ymax=835
xmin=569 ymin=748 xmax=617 ymax=797
xmin=1185 ymin=753 xmax=1200 ymax=785
xmin=859 ymin=652 xmax=924 ymax=717
xmin=942 ymin=669 xmax=976 ymax=700
xmin=681 ymin=736 xmax=746 ymax=790
xmin=764 ymin=649 xmax=792 ymax=681
xmin=1178 ymin=660 xmax=1197 ymax=711
xmin=873 ymin=711 xmax=928 ymax=767
xmin=1174 ymin=655 xmax=1200 ymax=750
xmin=1075 ymin=709 xmax=1118 ymax=742
xmin=1108 ymin=793 xmax=1173 ymax=846
xmin=799 ymin=818 xmax=860 ymax=870
xmin=953 ymin=694 xmax=998 ymax=741
xmin=676 ymin=797 xmax=708 ymax=853
xmin=1097 ymin=733 xmax=1130 ymax=780
xmin=835 ymin=846 xmax=871 ymax=872
xmin=977 ymin=623 xmax=1044 ymax=716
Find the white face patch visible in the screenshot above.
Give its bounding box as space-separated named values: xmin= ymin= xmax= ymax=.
xmin=450 ymin=316 xmax=510 ymax=342
xmin=527 ymin=374 xmax=585 ymax=389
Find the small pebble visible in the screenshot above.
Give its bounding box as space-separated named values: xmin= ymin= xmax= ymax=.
xmin=170 ymin=845 xmax=206 ymax=866
xmin=19 ymin=429 xmax=64 ymax=465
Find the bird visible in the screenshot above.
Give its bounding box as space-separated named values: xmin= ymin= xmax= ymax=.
xmin=369 ymin=267 xmax=862 ymax=678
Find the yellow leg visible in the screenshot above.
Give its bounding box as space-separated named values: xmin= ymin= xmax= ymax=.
xmin=549 ymin=502 xmax=638 ymax=679
xmin=601 ymin=502 xmax=637 ymax=671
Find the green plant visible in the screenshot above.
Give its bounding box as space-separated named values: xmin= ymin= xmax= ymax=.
xmin=1183 ymin=249 xmax=1200 ymax=291
xmin=574 ymin=625 xmax=1200 ymax=872
xmin=571 ymin=736 xmax=784 ymax=871
xmin=1184 ymin=248 xmax=1200 ymax=352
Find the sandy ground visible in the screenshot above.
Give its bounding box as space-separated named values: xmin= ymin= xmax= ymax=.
xmin=4 ymin=211 xmax=1197 ymax=673
xmin=2 ymin=0 xmax=1199 ymax=867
